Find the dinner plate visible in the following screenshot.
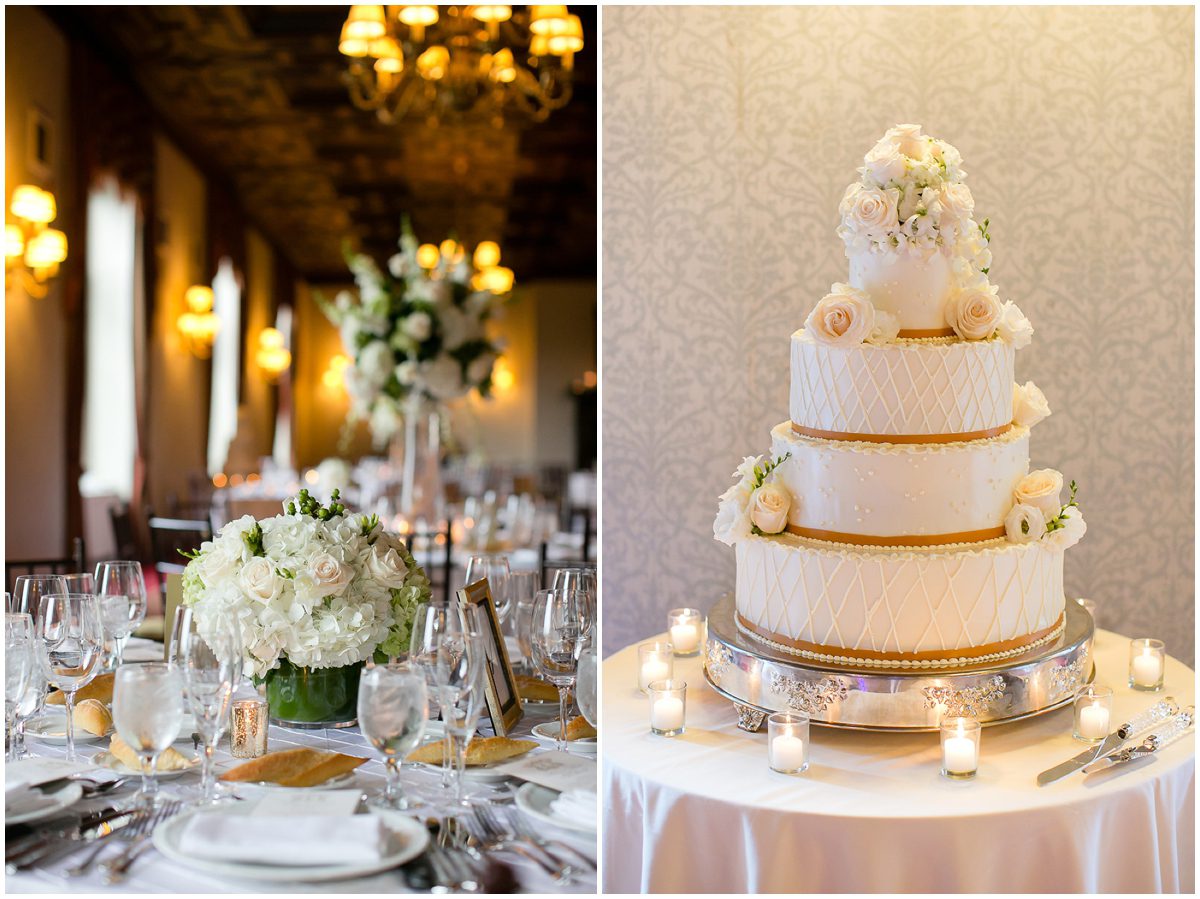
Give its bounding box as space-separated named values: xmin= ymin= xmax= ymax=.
xmin=91 ymin=744 xmax=199 ymax=779
xmin=151 ymin=806 xmax=429 ymax=882
xmin=25 ymin=712 xmax=107 ymax=745
xmin=6 ymin=781 xmax=85 ymax=826
xmin=514 ymin=782 xmax=597 ymax=835
xmin=529 ymin=722 xmax=597 ymax=753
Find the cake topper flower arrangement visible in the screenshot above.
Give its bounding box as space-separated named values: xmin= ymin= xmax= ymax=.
xmin=1004 ymin=473 xmax=1086 ymax=551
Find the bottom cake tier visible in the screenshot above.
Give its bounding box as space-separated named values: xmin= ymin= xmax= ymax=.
xmin=735 ymin=533 xmax=1066 ymax=669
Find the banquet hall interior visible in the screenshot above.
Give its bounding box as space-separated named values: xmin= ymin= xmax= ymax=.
xmin=5 ymin=4 xmax=597 ymax=620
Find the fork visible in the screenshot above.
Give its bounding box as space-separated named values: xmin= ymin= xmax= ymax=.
xmin=499 ymin=806 xmax=596 ymax=872
xmin=468 ymin=805 xmax=572 ymax=883
xmin=64 ymin=808 xmax=153 ymax=877
xmin=98 ymin=800 xmax=184 ymax=884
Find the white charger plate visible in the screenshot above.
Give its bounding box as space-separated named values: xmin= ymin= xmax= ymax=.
xmin=6 ymin=781 xmax=85 ymax=826
xmin=25 ymin=712 xmax=107 ymax=745
xmin=151 ymin=806 xmax=428 ymax=882
xmin=514 ymin=782 xmax=597 ymax=835
xmin=529 ymin=722 xmax=597 ymax=753
xmin=91 ymin=739 xmax=199 ymax=779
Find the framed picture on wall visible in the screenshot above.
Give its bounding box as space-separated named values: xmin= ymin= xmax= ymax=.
xmin=26 ymin=107 xmax=54 ymax=180
xmin=458 ymin=578 xmax=523 ymax=737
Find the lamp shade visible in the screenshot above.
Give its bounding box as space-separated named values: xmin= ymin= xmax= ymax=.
xmin=489 ymin=48 xmax=517 ymax=83
xmin=5 ymin=224 xmax=25 ymax=259
xmin=472 ymin=5 xmax=512 ymax=23
xmin=339 ymin=21 xmax=371 ymax=57
xmin=11 ymin=185 xmax=56 ymax=224
xmin=371 ymin=36 xmax=404 ymax=72
xmin=398 ymin=5 xmax=439 ymax=27
xmin=473 ymin=240 xmax=501 ymax=269
xmin=529 ymin=5 xmax=569 ymax=35
xmin=417 ymin=45 xmax=450 ymax=80
xmin=344 ymin=5 xmax=387 ymax=41
xmin=416 ymin=243 xmax=441 ymax=269
xmin=24 ymin=228 xmax=67 ymax=268
xmin=546 ymin=14 xmax=584 ymax=54
xmin=185 ymin=284 xmax=214 ymax=313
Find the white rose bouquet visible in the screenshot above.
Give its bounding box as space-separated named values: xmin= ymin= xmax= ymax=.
xmin=320 ymin=217 xmax=511 ymax=446
xmin=181 ymin=489 xmax=432 ymax=679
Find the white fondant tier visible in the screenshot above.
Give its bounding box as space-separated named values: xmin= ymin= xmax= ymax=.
xmin=847 ymin=246 xmax=954 ymax=334
xmin=790 ymin=331 xmax=1014 ymax=440
xmin=735 ymin=533 xmax=1066 ymax=663
xmin=769 ymin=422 xmax=1029 ymax=544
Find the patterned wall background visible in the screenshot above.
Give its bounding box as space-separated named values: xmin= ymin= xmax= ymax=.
xmin=602 ymin=6 xmax=1195 ymax=662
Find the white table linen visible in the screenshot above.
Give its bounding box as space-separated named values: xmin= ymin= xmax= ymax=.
xmin=603 ymin=628 xmax=1195 ymax=893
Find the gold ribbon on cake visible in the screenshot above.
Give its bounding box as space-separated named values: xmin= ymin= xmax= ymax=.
xmin=784 ymin=523 xmax=1006 ymax=547
xmin=897 ymin=327 xmax=957 ymax=338
xmin=790 ymin=421 xmax=1012 ymax=445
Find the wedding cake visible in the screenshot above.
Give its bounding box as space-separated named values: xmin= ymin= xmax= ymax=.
xmin=714 ymin=125 xmax=1086 ymax=669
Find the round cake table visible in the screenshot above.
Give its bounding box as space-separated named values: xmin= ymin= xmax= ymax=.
xmin=602 ymin=628 xmax=1195 ymax=893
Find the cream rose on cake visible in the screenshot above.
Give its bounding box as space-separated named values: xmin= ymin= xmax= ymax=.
xmin=840 ymin=184 xmax=900 ymax=240
xmin=1013 ymin=469 xmax=1064 ymax=521
xmin=1012 ymin=381 xmax=1051 ymax=428
xmin=714 ymin=453 xmax=792 ymax=546
xmin=996 ymin=300 xmax=1033 ymax=348
xmin=863 ymin=139 xmax=906 ymax=186
xmin=1004 ymin=503 xmax=1048 ymax=544
xmin=805 ymin=284 xmax=876 ymax=347
xmin=749 ymin=483 xmax=791 ymax=535
xmin=945 ymin=286 xmax=1002 ymax=340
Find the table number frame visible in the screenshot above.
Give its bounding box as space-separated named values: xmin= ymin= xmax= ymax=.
xmin=458 ymin=577 xmax=524 ymax=737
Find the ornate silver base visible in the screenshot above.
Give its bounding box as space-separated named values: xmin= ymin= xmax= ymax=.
xmin=704 ymin=594 xmax=1094 ymax=732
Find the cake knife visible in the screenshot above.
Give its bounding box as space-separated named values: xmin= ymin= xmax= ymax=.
xmin=1036 ymin=697 xmax=1179 ymax=786
xmin=1082 ymin=706 xmax=1194 ymax=774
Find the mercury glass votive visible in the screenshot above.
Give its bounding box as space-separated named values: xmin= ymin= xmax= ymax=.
xmin=648 ymin=679 xmax=687 ymax=736
xmin=1073 ymin=684 xmax=1113 ymax=743
xmin=638 ymin=641 xmax=675 ymax=693
xmin=768 ymin=712 xmax=810 ymax=775
xmin=1128 ymin=638 xmax=1165 ymax=691
xmin=230 ymin=698 xmax=270 ymax=758
xmin=940 ymin=717 xmax=981 ymax=780
xmin=666 ymin=608 xmax=704 ymax=657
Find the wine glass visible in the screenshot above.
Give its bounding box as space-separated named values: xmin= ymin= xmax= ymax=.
xmin=112 ymin=663 xmax=184 ymax=807
xmin=167 ymin=605 xmax=194 ymax=667
xmin=576 ymin=643 xmax=598 ymax=729
xmin=531 ymin=589 xmax=589 ymax=751
xmin=439 ymin=629 xmax=488 ymax=806
xmin=358 ymin=662 xmax=428 ymax=810
xmin=464 ymin=553 xmax=512 ymax=621
xmin=506 ymin=570 xmax=539 ymax=643
xmin=10 ymin=574 xmax=69 ymax=617
xmin=178 ymin=614 xmax=242 ymax=805
xmin=552 ymin=566 xmax=596 ymax=609
xmin=94 ymin=561 xmax=149 ymax=667
xmin=61 ymin=573 xmax=95 ymax=593
xmin=37 ymin=593 xmax=103 ymax=761
xmin=11 ymin=652 xmax=47 ymax=761
xmin=5 ymin=614 xmax=35 ymax=762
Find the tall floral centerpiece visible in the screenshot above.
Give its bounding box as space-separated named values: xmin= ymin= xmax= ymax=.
xmin=321 ymin=220 xmax=511 ymax=522
xmin=182 ymin=490 xmax=431 ymax=727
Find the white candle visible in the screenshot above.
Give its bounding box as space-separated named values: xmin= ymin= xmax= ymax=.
xmin=1078 ymin=703 xmax=1110 ymax=740
xmin=942 ymin=735 xmax=977 ymax=775
xmin=770 ymin=733 xmax=805 ymax=771
xmin=669 ymin=622 xmax=699 ymax=654
xmin=1132 ymin=649 xmax=1162 ymax=687
xmin=640 ymin=657 xmax=670 ymax=692
xmin=651 ymin=696 xmax=685 ymax=732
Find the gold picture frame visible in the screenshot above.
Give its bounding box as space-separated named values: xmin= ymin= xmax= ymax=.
xmin=458 ymin=577 xmax=524 ymax=737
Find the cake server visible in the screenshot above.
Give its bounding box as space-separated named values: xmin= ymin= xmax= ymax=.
xmin=1036 ymin=696 xmax=1179 ymax=786
xmin=1082 ymin=706 xmax=1194 ymax=775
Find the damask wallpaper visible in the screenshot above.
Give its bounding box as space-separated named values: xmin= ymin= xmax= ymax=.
xmin=601 ymin=6 xmax=1195 ymax=662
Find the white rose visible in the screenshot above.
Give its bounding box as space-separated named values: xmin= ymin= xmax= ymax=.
xmin=440 ymin=305 xmax=478 ymax=350
xmin=466 ymin=353 xmax=496 ymax=388
xmin=306 ymin=551 xmax=353 ymax=598
xmin=357 ymin=341 xmax=395 ymax=387
xmin=1045 ymin=509 xmax=1087 ymax=552
xmin=863 ymin=139 xmax=906 ymax=185
xmin=885 ymin=123 xmax=928 ymax=159
xmin=1012 ymin=381 xmax=1051 ymax=428
xmin=421 ymin=354 xmax=465 ymax=401
xmin=844 ymin=187 xmax=900 ymax=237
xmin=387 ymin=253 xmax=409 ymax=278
xmin=366 ymin=544 xmax=410 ymax=589
xmin=403 ymin=312 xmax=433 ymax=342
xmin=866 ymin=309 xmax=900 ymax=345
xmin=940 ymin=182 xmax=974 ymax=223
xmin=945 ymin=286 xmax=1002 ymax=340
xmin=996 ymin=300 xmax=1033 ymax=349
xmin=713 ymin=490 xmax=753 ymax=547
xmin=1014 ymin=469 xmax=1064 ymax=521
xmin=369 ymin=402 xmax=401 ymax=442
xmin=239 ymin=557 xmax=279 ymax=604
xmin=334 ymin=290 xmax=354 ymax=313
xmin=749 ymin=483 xmax=791 ymax=535
xmin=394 ymin=360 xmax=418 ymax=386
xmin=197 ymin=540 xmax=241 ymax=585
xmin=805 ymin=284 xmax=876 ymax=347
xmin=1004 ymin=503 xmax=1047 ymax=545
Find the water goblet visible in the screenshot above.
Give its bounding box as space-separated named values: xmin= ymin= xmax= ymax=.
xmin=439 ymin=630 xmax=488 ymax=806
xmin=358 ymin=662 xmax=428 ymax=810
xmin=94 ymin=561 xmax=148 ymax=667
xmin=178 ymin=615 xmax=243 ymax=804
xmin=531 ymin=588 xmax=589 ymax=751
xmin=11 ymin=574 xmax=69 ymax=617
xmin=464 ymin=553 xmax=512 ymax=621
xmin=37 ymin=593 xmax=103 ymax=761
xmin=410 ymin=600 xmax=476 ymax=787
xmin=61 ymin=572 xmax=95 ymax=593
xmin=576 ymin=643 xmax=598 ymax=728
xmin=5 ymin=614 xmax=35 ymax=761
xmin=112 ymin=663 xmax=185 ymax=807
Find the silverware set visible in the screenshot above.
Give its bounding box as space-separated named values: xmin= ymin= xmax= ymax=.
xmin=65 ymin=799 xmax=183 ymax=881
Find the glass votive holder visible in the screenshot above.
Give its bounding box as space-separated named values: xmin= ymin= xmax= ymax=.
xmin=648 ymin=679 xmax=687 ymax=736
xmin=768 ymin=711 xmax=810 ymax=775
xmin=666 ymin=608 xmax=704 ymax=657
xmin=1128 ymin=638 xmax=1165 ymax=691
xmin=940 ymin=717 xmax=981 ymax=780
xmin=638 ymin=641 xmax=675 ymax=693
xmin=230 ymin=698 xmax=270 ymax=758
xmin=1075 ymin=598 xmax=1096 ymax=627
xmin=1073 ymin=684 xmax=1113 ymax=743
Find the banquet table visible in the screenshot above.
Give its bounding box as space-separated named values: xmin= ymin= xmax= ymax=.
xmin=8 ymin=670 xmax=597 ymax=893
xmin=602 ymin=627 xmax=1195 ymax=893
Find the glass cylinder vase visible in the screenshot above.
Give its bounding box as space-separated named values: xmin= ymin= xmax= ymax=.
xmin=264 ymin=659 xmax=364 ymax=728
xmin=389 ymin=396 xmax=445 ymax=525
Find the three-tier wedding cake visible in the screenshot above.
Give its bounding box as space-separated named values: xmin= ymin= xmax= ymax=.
xmin=714 ymin=125 xmax=1086 ymax=670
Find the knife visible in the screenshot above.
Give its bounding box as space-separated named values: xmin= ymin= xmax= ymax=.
xmin=5 ymin=807 xmax=142 ymax=873
xmin=1083 ymin=706 xmax=1195 ymax=774
xmin=1037 ymin=697 xmax=1179 ymax=786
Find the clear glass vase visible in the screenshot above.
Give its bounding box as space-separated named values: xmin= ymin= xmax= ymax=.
xmin=389 ymin=397 xmax=444 ymax=525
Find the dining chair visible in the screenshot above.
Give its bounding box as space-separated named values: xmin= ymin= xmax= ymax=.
xmin=147 ymin=516 xmax=213 ymax=577
xmin=399 ymin=526 xmax=454 ymax=604
xmin=5 ymin=536 xmax=87 ymax=592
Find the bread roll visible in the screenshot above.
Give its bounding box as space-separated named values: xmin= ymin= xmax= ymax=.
xmin=109 ymin=734 xmax=194 ymax=772
xmin=515 ymin=674 xmax=558 ymax=702
xmin=565 ymin=716 xmax=597 ymax=741
xmin=72 ymin=698 xmax=112 ymax=736
xmin=278 ymin=753 xmax=368 ymax=787
xmin=407 ymin=735 xmax=537 ymax=766
xmin=218 ymin=748 xmax=367 ymax=787
xmin=47 ymin=672 xmax=114 ymax=706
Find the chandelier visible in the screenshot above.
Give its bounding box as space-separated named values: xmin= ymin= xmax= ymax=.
xmin=5 ymin=185 xmax=68 ymax=298
xmin=338 ymin=5 xmax=584 ymax=126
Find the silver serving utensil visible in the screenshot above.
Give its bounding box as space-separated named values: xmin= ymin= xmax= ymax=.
xmin=1037 ymin=696 xmax=1179 ymax=786
xmin=98 ymin=800 xmax=184 ymax=884
xmin=1083 ymin=706 xmax=1194 ymax=775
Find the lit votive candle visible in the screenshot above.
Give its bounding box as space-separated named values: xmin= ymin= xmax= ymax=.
xmin=940 ymin=717 xmax=981 ymax=779
xmin=648 ymin=679 xmax=687 ymax=736
xmin=229 ymin=698 xmax=270 ymax=758
xmin=1129 ymin=638 xmax=1165 ymax=691
xmin=1073 ymin=684 xmax=1113 ymax=743
xmin=638 ymin=641 xmax=675 ymax=693
xmin=666 ymin=608 xmax=704 ymax=657
xmin=768 ymin=711 xmax=810 ymax=775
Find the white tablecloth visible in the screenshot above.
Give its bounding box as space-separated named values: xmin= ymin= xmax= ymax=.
xmin=9 ymin=693 xmax=596 ymax=893
xmin=602 ymin=628 xmax=1195 ymax=893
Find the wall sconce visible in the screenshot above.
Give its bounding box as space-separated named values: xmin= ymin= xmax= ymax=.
xmin=177 ymin=285 xmax=220 ymax=358
xmin=322 ymin=353 xmax=351 ymax=390
xmin=469 ymin=240 xmax=513 ymax=295
xmin=492 ymin=357 xmax=516 ymax=392
xmin=5 ymin=184 xmax=67 ymax=298
xmin=256 ymin=327 xmax=292 ymax=381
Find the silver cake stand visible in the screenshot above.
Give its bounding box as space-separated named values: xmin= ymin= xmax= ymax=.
xmin=703 ymin=593 xmax=1094 ymax=732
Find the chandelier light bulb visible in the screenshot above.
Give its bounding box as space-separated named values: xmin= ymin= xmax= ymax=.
xmin=439 ymin=238 xmax=461 ymax=260
xmin=344 ymin=5 xmax=387 ymax=41
xmin=472 ymin=5 xmax=513 ymax=23
xmin=371 ymin=36 xmax=404 ymax=73
xmin=416 ymin=243 xmax=441 ymax=269
xmin=5 ymin=224 xmax=25 ymax=260
xmin=398 ymin=4 xmax=440 ymax=27
xmin=546 ymin=14 xmax=584 ymax=55
xmin=339 ymin=21 xmax=371 ymax=57
xmin=11 ymin=185 xmax=57 ymax=225
xmin=476 ymin=265 xmax=514 ymax=294
xmin=529 ymin=5 xmax=569 ymax=35
xmin=24 ymin=228 xmax=68 ymax=268
xmin=489 ymin=48 xmax=517 ymax=83
xmin=473 ymin=240 xmax=501 ymax=269
xmin=185 ymin=284 xmax=214 ymax=314
xmin=417 ymin=45 xmax=450 ymax=80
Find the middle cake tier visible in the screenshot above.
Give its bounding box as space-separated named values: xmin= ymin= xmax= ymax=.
xmin=770 ymin=421 xmax=1029 ymax=546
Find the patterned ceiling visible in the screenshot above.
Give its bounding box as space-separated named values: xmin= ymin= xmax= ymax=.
xmin=54 ymin=5 xmax=596 ymax=281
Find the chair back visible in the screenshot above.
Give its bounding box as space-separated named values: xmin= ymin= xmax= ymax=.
xmin=398 ymin=527 xmax=454 ymax=604
xmin=5 ymin=537 xmax=87 ymax=592
xmin=148 ymin=516 xmax=213 ymax=576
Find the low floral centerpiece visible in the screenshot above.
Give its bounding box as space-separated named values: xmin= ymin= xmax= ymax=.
xmin=182 ymin=489 xmax=431 ymax=727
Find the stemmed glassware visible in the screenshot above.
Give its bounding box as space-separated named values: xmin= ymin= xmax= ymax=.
xmin=552 ymin=566 xmax=596 ymax=608
xmin=5 ymin=613 xmax=36 ymax=762
xmin=531 ymin=588 xmax=593 ymax=751
xmin=507 ymin=570 xmax=539 ymax=654
xmin=177 ymin=613 xmax=243 ymax=805
xmin=37 ymin=593 xmax=103 ymax=761
xmin=357 ymin=662 xmax=428 ymax=810
xmin=112 ymin=663 xmax=184 ymax=808
xmin=464 ymin=553 xmax=512 ymax=621
xmin=9 ymin=574 xmax=69 ymax=616
xmin=94 ymin=561 xmax=148 ymax=668
xmin=11 ymin=659 xmax=47 ymax=761
xmin=576 ymin=642 xmax=598 ymax=729
xmin=439 ymin=628 xmax=488 ymax=806
xmin=60 ymin=573 xmax=95 ymax=593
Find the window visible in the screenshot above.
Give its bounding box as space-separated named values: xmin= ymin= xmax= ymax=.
xmin=207 ymin=258 xmax=241 ymax=475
